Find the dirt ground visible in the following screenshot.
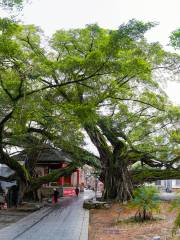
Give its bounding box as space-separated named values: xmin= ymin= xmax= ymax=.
xmin=89 ymin=202 xmax=180 ymax=240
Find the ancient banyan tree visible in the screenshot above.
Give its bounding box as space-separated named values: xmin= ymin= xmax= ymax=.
xmin=0 ymin=19 xmax=179 ymax=202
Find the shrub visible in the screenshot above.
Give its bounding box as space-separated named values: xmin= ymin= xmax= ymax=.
xmin=130 ymin=186 xmax=160 ymax=221
xmin=170 ymin=192 xmax=180 ymax=235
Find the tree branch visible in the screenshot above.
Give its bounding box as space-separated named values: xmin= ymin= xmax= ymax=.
xmin=30 ymin=163 xmax=77 ymax=190
xmin=132 ymin=169 xmax=180 ymax=184
xmin=111 ymin=97 xmax=165 ymax=111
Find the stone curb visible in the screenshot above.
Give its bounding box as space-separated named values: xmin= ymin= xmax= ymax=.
xmin=79 ymin=209 xmax=89 ymax=240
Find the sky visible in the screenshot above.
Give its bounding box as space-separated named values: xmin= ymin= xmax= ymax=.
xmin=0 ymin=0 xmax=180 ymax=104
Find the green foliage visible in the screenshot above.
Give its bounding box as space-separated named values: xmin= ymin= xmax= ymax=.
xmin=170 ymin=192 xmax=180 ymax=235
xmin=117 ymin=19 xmax=157 ymax=41
xmin=170 ymin=130 xmax=180 ymax=144
xmin=0 ymin=18 xmax=179 ymax=202
xmin=0 ymin=0 xmax=26 ymax=10
xmin=170 ymin=29 xmax=180 ymax=49
xmin=130 ymin=186 xmax=160 ymax=221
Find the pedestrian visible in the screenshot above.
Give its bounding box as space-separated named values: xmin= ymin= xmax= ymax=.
xmin=75 ymin=186 xmax=79 ymax=197
xmin=53 ymin=188 xmax=59 ymax=203
xmin=11 ymin=185 xmax=19 ymax=207
xmin=0 ymin=183 xmax=5 ymax=209
xmin=0 ymin=183 xmax=4 ymax=194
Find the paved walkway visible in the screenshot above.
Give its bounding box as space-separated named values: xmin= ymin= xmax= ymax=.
xmin=159 ymin=192 xmax=177 ymax=201
xmin=0 ymin=190 xmax=93 ymax=240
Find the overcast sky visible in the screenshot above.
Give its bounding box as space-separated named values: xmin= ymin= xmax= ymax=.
xmin=0 ymin=0 xmax=180 ymax=104
xmin=22 ymin=0 xmax=180 ymax=46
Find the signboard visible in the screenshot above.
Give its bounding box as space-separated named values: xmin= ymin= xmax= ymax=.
xmin=63 ymin=187 xmax=75 ymax=196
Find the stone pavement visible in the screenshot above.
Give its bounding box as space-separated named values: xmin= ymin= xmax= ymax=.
xmin=0 ymin=190 xmax=94 ymax=240
xmin=159 ymin=192 xmax=177 ymax=201
xmin=0 ymin=210 xmax=29 ymax=230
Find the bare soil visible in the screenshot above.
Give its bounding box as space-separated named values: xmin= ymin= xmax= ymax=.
xmin=89 ymin=202 xmax=180 ymax=240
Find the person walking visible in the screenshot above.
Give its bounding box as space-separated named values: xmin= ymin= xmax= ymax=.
xmin=75 ymin=186 xmax=79 ymax=197
xmin=0 ymin=183 xmax=5 ymax=209
xmin=53 ymin=188 xmax=59 ymax=203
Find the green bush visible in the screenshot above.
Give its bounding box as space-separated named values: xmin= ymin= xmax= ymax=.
xmin=170 ymin=192 xmax=180 ymax=235
xmin=130 ymin=186 xmax=160 ymax=221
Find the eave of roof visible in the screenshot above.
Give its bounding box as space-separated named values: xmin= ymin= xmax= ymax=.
xmin=13 ymin=146 xmax=72 ymax=164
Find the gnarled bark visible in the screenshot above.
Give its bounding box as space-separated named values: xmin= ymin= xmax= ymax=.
xmin=84 ymin=123 xmax=134 ymax=202
xmin=103 ymin=165 xmax=133 ymax=201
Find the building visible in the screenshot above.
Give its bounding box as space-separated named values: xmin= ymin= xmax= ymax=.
xmin=155 ymin=160 xmax=180 ymax=191
xmin=1 ymin=145 xmax=86 ymax=196
xmin=29 ymin=146 xmax=83 ymax=188
xmin=156 ymin=179 xmax=180 ymax=191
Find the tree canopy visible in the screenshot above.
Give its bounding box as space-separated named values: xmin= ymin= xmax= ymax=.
xmin=0 ymin=0 xmax=25 ymax=9
xmin=170 ymin=28 xmax=180 ymax=49
xmin=0 ymin=18 xmax=179 ymax=202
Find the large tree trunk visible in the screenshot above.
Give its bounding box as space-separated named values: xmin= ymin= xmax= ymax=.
xmin=84 ymin=123 xmax=134 ymax=201
xmin=102 ymin=159 xmax=133 ymax=202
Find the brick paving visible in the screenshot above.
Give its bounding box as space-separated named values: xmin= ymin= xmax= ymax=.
xmin=0 ymin=190 xmax=93 ymax=240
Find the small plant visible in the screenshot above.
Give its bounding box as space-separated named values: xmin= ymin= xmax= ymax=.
xmin=130 ymin=186 xmax=160 ymax=221
xmin=170 ymin=192 xmax=180 ymax=235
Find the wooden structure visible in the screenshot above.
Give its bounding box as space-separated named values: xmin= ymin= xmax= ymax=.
xmin=13 ymin=146 xmax=85 ymax=196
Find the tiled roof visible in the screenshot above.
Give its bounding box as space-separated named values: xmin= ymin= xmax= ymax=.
xmin=13 ymin=146 xmax=72 ymax=163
